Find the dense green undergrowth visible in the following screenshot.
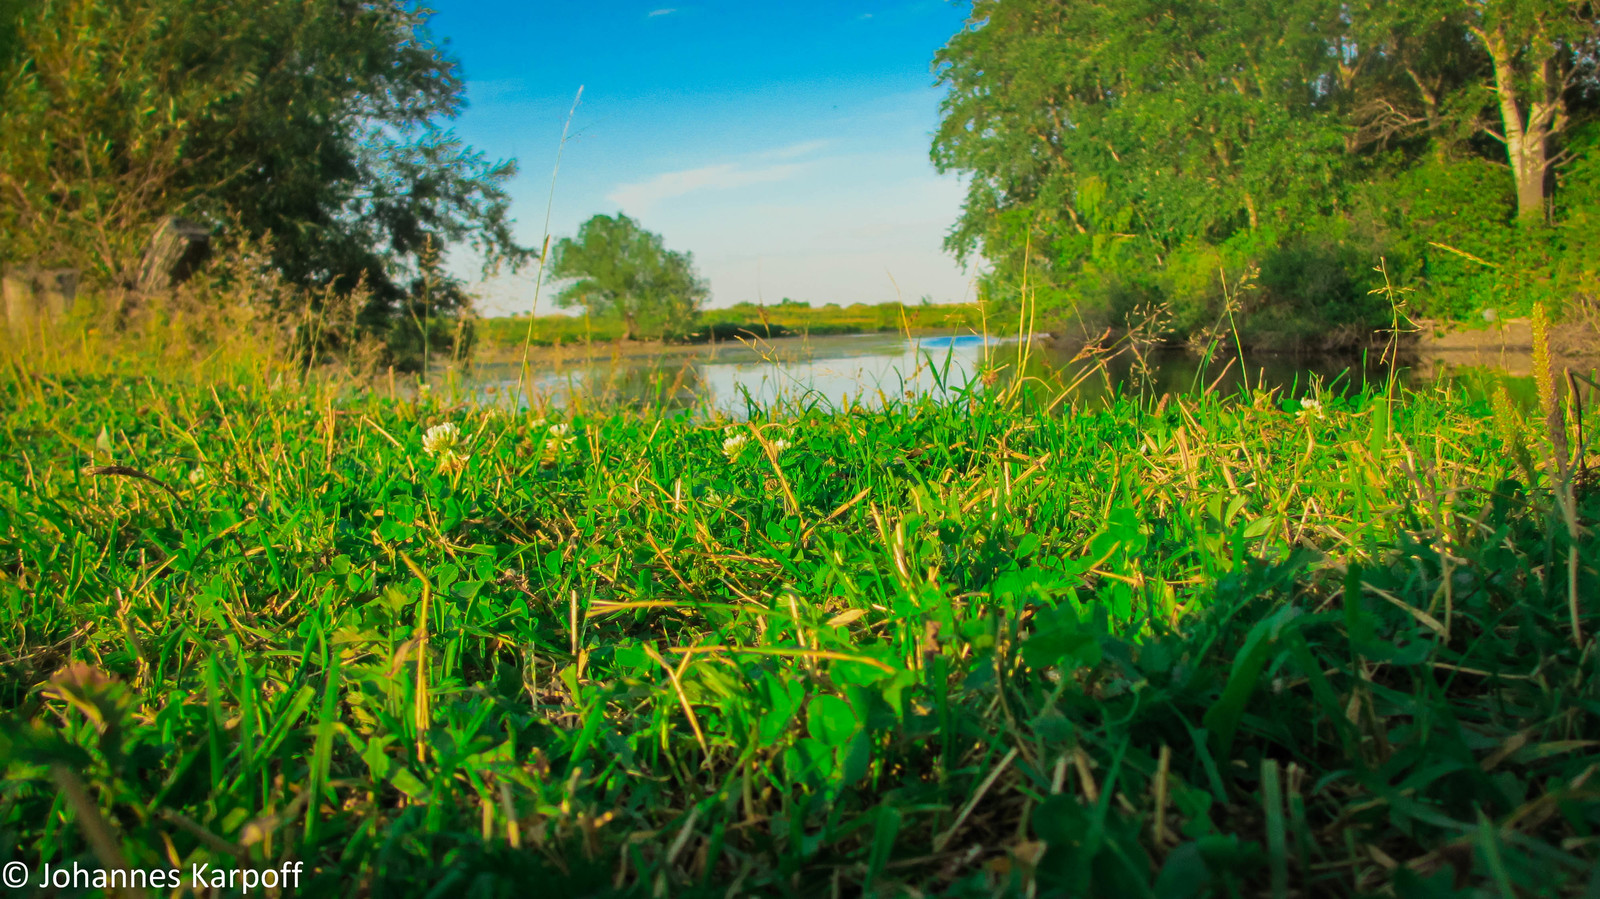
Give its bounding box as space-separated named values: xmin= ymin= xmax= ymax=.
xmin=0 ymin=363 xmax=1595 ymax=897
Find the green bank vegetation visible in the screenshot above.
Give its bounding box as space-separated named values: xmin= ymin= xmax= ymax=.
xmin=475 ymin=300 xmax=988 ymax=351
xmin=0 ymin=0 xmax=526 ymax=366
xmin=934 ymin=0 xmax=1600 ymax=346
xmin=0 ymin=333 xmax=1596 ymax=896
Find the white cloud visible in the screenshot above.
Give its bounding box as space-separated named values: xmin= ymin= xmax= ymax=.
xmin=646 ymin=8 xmax=677 ymax=16
xmin=607 ymin=161 xmax=810 ymax=214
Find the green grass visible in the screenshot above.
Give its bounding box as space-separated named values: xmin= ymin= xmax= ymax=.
xmin=0 ymin=355 xmax=1596 ymax=897
xmin=475 ymin=302 xmax=986 ymax=349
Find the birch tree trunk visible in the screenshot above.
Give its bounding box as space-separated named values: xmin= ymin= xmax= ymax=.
xmin=1476 ymin=23 xmax=1565 ymax=223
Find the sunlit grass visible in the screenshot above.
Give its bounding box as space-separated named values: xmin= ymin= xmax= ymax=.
xmin=0 ymin=349 xmax=1595 ymax=897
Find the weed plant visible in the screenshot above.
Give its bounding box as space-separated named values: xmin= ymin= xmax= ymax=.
xmin=0 ymin=348 xmax=1595 ymax=897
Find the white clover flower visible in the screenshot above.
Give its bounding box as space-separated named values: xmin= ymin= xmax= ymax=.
xmin=1296 ymin=398 xmax=1325 ymax=420
xmin=188 ymin=465 xmax=208 ymax=485
xmin=422 ymin=422 xmax=461 ymax=457
xmin=545 ymin=422 xmax=578 ymax=453
xmin=423 ymin=422 xmax=470 ymax=473
xmin=722 ymin=433 xmax=748 ymax=458
xmin=769 ymin=438 xmax=791 ymax=455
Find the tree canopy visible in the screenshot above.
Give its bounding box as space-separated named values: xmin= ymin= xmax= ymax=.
xmin=549 ymin=214 xmax=707 ymax=342
xmin=0 ymin=0 xmax=528 ymax=352
xmin=933 ymin=0 xmax=1600 ymax=342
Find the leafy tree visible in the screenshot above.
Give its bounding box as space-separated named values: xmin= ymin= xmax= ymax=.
xmin=0 ymin=0 xmax=528 ymax=358
xmin=1352 ymin=0 xmax=1598 ymax=220
xmin=1457 ymin=0 xmax=1597 ymax=222
xmin=932 ymin=0 xmax=1599 ymax=333
xmin=549 ymin=214 xmax=707 ymax=341
xmin=933 ymin=0 xmax=1365 ymax=332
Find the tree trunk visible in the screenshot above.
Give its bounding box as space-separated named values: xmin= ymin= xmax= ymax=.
xmin=1479 ymin=26 xmax=1562 ymax=223
xmin=136 ymin=216 xmax=212 ymax=291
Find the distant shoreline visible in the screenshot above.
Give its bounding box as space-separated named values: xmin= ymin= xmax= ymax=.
xmin=470 ymin=328 xmax=987 ymax=366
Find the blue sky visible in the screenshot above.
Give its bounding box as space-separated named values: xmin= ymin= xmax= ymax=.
xmin=424 ymin=1 xmax=978 ymax=315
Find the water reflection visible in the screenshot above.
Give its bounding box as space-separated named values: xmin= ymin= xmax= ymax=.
xmin=461 ymin=331 xmax=1546 ymax=416
xmin=468 ymin=334 xmax=1000 ymax=415
xmin=1023 ymin=342 xmax=1396 ymax=406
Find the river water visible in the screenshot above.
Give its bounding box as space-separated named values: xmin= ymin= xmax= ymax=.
xmin=458 ymin=331 xmax=1540 ymax=416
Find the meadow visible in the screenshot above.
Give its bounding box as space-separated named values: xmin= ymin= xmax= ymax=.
xmin=0 ymin=343 xmax=1596 ymax=898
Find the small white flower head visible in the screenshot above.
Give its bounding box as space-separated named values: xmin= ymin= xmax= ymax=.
xmin=769 ymin=438 xmax=791 ymax=455
xmin=188 ymin=465 xmax=208 ymax=486
xmin=423 ymin=422 xmax=469 ymax=473
xmin=528 ymin=416 xmax=547 ymax=429
xmin=545 ymin=421 xmax=578 ymax=453
xmin=423 ymin=422 xmax=461 ymax=457
xmin=1296 ymin=398 xmax=1325 ymax=420
xmin=722 ymin=433 xmax=748 ymax=458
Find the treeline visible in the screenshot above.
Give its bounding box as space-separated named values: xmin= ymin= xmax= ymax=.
xmin=474 ymin=301 xmax=986 ymax=350
xmin=0 ymin=0 xmax=526 ymax=366
xmin=933 ymin=0 xmax=1600 ymax=347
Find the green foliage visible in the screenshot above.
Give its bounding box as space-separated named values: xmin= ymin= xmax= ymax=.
xmin=0 ymin=0 xmax=24 ymax=79
xmin=0 ymin=0 xmax=528 ymax=359
xmin=0 ymin=356 xmax=1594 ymax=895
xmin=548 ymin=214 xmax=707 ymax=342
xmin=933 ymin=0 xmax=1600 ymax=337
xmin=473 ymin=301 xmax=986 ymax=349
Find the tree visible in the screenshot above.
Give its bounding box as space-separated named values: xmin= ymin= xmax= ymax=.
xmin=549 ymin=214 xmax=707 ymax=341
xmin=931 ymin=0 xmax=1599 ymax=332
xmin=933 ymin=0 xmax=1360 ymax=327
xmin=1461 ymin=0 xmax=1599 ymax=222
xmin=0 ymin=0 xmax=528 ymax=355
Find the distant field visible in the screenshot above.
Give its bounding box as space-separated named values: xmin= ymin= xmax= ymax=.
xmin=475 ymin=301 xmax=987 ymax=348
